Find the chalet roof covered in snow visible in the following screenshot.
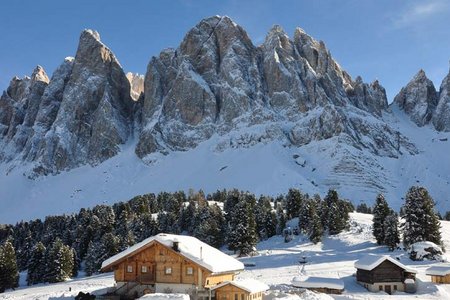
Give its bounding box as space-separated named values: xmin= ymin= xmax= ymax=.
xmin=101 ymin=233 xmax=244 ymax=274
xmin=291 ymin=276 xmax=344 ymax=290
xmin=139 ymin=294 xmax=190 ymax=300
xmin=212 ymin=279 xmax=269 ymax=293
xmin=354 ymin=255 xmax=417 ymax=273
xmin=426 ymin=264 xmax=450 ymax=276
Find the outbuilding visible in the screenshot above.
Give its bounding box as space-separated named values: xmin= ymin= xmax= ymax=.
xmin=426 ymin=264 xmax=450 ymax=283
xmin=292 ymin=276 xmax=344 ymax=294
xmin=212 ymin=279 xmax=269 ymax=300
xmin=355 ymin=255 xmax=417 ymax=294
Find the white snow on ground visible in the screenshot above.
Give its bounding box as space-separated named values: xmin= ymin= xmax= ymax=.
xmin=2 ymin=213 xmax=450 ymax=299
xmin=0 ymin=108 xmax=449 ymax=224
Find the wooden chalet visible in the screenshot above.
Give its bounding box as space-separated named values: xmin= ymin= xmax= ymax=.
xmin=211 ymin=279 xmax=269 ymax=300
xmin=101 ymin=233 xmax=245 ymax=299
xmin=426 ymin=264 xmax=450 ymax=283
xmin=355 ymin=255 xmax=417 ymax=294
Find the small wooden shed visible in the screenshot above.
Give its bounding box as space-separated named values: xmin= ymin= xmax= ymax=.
xmin=292 ymin=276 xmax=344 ymax=294
xmin=426 ymin=264 xmax=450 ymax=283
xmin=212 ymin=279 xmax=269 ymax=300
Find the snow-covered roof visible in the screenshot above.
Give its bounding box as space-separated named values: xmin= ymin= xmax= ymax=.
xmin=292 ymin=276 xmax=344 ymax=290
xmin=426 ymin=264 xmax=450 ymax=276
xmin=139 ymin=293 xmax=190 ymax=300
xmin=354 ymin=255 xmax=417 ymax=273
xmin=101 ymin=233 xmax=244 ymax=274
xmin=212 ymin=279 xmax=269 ymax=293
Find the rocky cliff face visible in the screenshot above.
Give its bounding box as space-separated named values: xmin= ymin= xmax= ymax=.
xmin=433 ymin=71 xmax=450 ymax=131
xmin=126 ymin=72 xmax=144 ymax=101
xmin=135 ymin=16 xmax=412 ymax=160
xmin=394 ymin=68 xmax=450 ymax=132
xmin=2 ymin=16 xmax=449 ymax=178
xmin=0 ymin=30 xmax=134 ymax=174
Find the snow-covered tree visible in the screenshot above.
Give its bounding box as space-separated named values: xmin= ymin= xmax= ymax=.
xmin=0 ymin=241 xmax=19 ymax=292
xmin=227 ymin=195 xmax=258 ymax=256
xmin=27 ymin=242 xmax=46 ymax=285
xmin=372 ymin=194 xmax=391 ymax=245
xmin=402 ymin=186 xmax=443 ymax=248
xmin=308 ymin=201 xmax=323 ymax=244
xmin=285 ymin=188 xmax=304 ymax=219
xmin=43 ymin=238 xmax=74 ymax=283
xmin=384 ymin=213 xmax=400 ymax=251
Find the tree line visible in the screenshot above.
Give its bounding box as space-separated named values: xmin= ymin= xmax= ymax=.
xmin=0 ymin=187 xmax=351 ymax=291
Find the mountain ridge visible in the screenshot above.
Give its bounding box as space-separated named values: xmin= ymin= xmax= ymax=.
xmin=0 ymin=16 xmax=449 ymax=222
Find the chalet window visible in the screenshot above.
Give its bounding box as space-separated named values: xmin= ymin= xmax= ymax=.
xmin=186 ymin=266 xmax=193 ymax=275
xmin=127 ymin=265 xmax=133 ymax=273
xmin=379 ymin=285 xmax=382 ymax=291
xmin=165 ymin=266 xmax=172 ymax=275
xmin=241 ymin=294 xmax=245 ymax=300
xmin=235 ymin=294 xmax=238 ymax=300
xmin=141 ymin=266 xmax=148 ymax=273
xmin=394 ymin=285 xmax=397 ymax=290
xmin=206 ymin=279 xmax=209 ymax=285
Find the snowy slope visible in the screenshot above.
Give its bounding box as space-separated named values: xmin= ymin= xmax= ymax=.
xmin=2 ymin=213 xmax=450 ymax=300
xmin=0 ymin=106 xmax=449 ymax=223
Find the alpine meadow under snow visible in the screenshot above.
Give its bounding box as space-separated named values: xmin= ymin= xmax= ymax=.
xmin=1 ymin=213 xmax=450 ymax=299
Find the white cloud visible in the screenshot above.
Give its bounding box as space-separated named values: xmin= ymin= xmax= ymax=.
xmin=393 ymin=0 xmax=449 ymax=28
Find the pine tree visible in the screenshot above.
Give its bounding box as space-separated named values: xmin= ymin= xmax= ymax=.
xmin=323 ymin=190 xmax=348 ymax=235
xmin=27 ymin=242 xmax=46 ymax=285
xmin=383 ymin=213 xmax=400 ymax=251
xmin=308 ymin=201 xmax=323 ymax=244
xmin=402 ymin=186 xmax=443 ymax=248
xmin=275 ymin=203 xmax=287 ymax=235
xmin=298 ymin=199 xmax=311 ymax=234
xmin=0 ymin=241 xmax=19 ymax=292
xmin=43 ymin=238 xmax=74 ymax=283
xmin=227 ymin=195 xmax=258 ymax=256
xmin=285 ymin=189 xmax=304 ymax=220
xmin=372 ymin=194 xmax=391 ymax=245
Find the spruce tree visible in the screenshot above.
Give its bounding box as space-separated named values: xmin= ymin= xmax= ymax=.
xmin=0 ymin=241 xmax=19 ymax=292
xmin=383 ymin=213 xmax=400 ymax=251
xmin=27 ymin=242 xmax=46 ymax=285
xmin=285 ymin=189 xmax=304 ymax=220
xmin=44 ymin=238 xmax=74 ymax=283
xmin=402 ymin=186 xmax=443 ymax=248
xmin=227 ymin=195 xmax=258 ymax=256
xmin=308 ymin=201 xmax=323 ymax=244
xmin=372 ymin=194 xmax=391 ymax=245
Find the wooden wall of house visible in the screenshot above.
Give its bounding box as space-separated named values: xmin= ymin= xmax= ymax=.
xmin=205 ymin=273 xmax=235 ymax=288
xmin=214 ymin=284 xmax=263 ymax=300
xmin=111 ymin=241 xmax=236 ymax=290
xmin=357 ymin=260 xmax=406 ymax=284
xmin=431 ymin=274 xmax=450 ymax=283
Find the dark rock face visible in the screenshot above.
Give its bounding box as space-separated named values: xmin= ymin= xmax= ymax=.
xmin=393 ymin=68 xmax=450 ymax=132
xmin=136 ymin=16 xmax=414 ymax=159
xmin=0 ymin=30 xmax=134 ymax=174
xmin=394 ymin=70 xmax=438 ymax=127
xmin=433 ymin=71 xmax=450 ymax=131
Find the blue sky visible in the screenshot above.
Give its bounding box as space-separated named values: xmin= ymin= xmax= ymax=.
xmin=1 ymin=0 xmax=449 ymax=101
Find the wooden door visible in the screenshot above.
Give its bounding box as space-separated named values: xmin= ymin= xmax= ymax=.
xmin=385 ymin=285 xmax=391 ymax=294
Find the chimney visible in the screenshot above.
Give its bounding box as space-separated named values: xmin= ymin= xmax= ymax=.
xmin=172 ymin=239 xmax=180 ymax=252
xmin=200 ymin=246 xmax=203 ymax=260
